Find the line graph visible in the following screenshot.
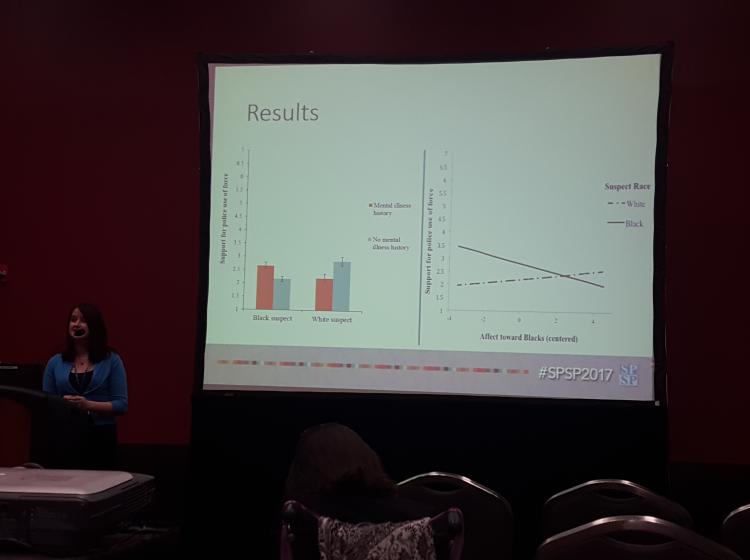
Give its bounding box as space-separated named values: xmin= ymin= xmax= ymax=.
xmin=456 ymin=245 xmax=605 ymax=289
xmin=418 ymin=149 xmax=624 ymax=330
xmin=443 ymin=243 xmax=611 ymax=316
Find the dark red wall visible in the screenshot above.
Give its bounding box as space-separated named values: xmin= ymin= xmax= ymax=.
xmin=2 ymin=1 xmax=748 ymax=460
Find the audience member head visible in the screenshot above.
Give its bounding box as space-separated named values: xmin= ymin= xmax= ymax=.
xmin=285 ymin=423 xmax=395 ymax=500
xmin=62 ymin=302 xmax=110 ymax=363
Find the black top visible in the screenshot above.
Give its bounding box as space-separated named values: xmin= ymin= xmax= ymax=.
xmin=69 ymin=369 xmax=93 ymax=394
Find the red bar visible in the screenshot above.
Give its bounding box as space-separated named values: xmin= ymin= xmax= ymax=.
xmin=315 ymin=278 xmax=333 ymax=311
xmin=256 ymin=265 xmax=274 ymax=309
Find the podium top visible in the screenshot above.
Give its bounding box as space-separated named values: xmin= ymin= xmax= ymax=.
xmin=0 ymin=364 xmax=44 ymax=391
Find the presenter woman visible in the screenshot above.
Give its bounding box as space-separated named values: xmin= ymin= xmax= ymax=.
xmin=43 ymin=303 xmax=128 ymax=469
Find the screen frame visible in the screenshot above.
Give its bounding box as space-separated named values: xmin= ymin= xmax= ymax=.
xmin=194 ymin=44 xmax=673 ymax=407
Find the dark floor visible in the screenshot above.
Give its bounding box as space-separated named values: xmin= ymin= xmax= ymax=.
xmin=5 ymin=443 xmax=750 ymax=559
xmin=122 ymin=443 xmax=750 ymax=558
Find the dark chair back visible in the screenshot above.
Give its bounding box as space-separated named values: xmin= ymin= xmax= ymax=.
xmin=397 ymin=471 xmax=512 ymax=560
xmin=535 ymin=515 xmax=741 ymax=560
xmin=722 ymin=503 xmax=750 ymax=560
xmin=280 ymin=499 xmax=463 ymax=560
xmin=542 ymin=479 xmax=693 ymax=538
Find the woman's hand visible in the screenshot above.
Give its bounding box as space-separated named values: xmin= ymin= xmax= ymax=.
xmin=63 ymin=395 xmax=91 ymax=411
xmin=63 ymin=396 xmax=115 ymax=415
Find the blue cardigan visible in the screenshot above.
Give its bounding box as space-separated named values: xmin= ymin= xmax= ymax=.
xmin=43 ymin=352 xmax=128 ymax=426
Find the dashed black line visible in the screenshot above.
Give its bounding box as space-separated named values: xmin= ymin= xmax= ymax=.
xmin=455 ymin=270 xmax=605 ymax=288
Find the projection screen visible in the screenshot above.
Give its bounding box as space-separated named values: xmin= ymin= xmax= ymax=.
xmin=198 ymin=48 xmax=670 ymax=401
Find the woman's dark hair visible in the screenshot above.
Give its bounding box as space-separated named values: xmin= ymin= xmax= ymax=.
xmin=284 ymin=423 xmax=395 ymax=500
xmin=61 ymin=302 xmax=111 ymax=363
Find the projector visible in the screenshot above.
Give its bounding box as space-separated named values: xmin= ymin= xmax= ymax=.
xmin=0 ymin=467 xmax=155 ymax=554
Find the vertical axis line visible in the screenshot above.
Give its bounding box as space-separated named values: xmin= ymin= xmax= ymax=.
xmin=242 ymin=149 xmax=250 ymax=310
xmin=447 ymin=150 xmax=454 ymax=314
xmin=417 ymin=150 xmax=426 ymax=346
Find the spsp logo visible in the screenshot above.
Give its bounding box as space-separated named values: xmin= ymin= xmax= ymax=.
xmin=619 ymin=364 xmax=639 ymax=386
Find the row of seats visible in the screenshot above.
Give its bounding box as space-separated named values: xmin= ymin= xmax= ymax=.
xmin=281 ymin=472 xmax=750 ymax=559
xmin=544 ymin=479 xmax=748 ymax=558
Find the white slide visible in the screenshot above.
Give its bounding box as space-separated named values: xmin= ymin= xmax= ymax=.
xmin=201 ymin=53 xmax=665 ymax=400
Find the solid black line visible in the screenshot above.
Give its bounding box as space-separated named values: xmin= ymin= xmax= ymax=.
xmin=607 ymin=221 xmax=625 ymax=224
xmin=457 ymin=245 xmax=605 ymax=288
xmin=194 ymin=56 xmax=213 ymax=393
xmin=199 ymin=44 xmax=671 ymax=71
xmin=653 ymin=43 xmax=673 ymax=409
xmin=417 ymin=150 xmax=426 ymax=346
xmin=242 ymin=149 xmax=251 ymax=309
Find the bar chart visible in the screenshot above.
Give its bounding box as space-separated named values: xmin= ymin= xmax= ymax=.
xmin=252 ymin=261 xmax=353 ymax=312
